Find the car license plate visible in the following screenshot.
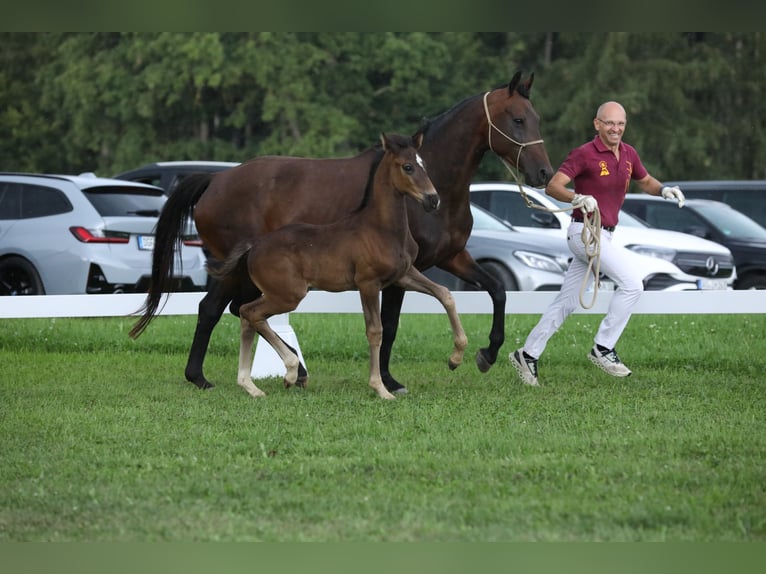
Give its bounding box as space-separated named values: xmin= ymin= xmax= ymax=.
xmin=137 ymin=235 xmax=155 ymax=251
xmin=696 ymin=278 xmax=728 ymax=290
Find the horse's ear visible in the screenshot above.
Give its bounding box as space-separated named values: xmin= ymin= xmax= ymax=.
xmin=380 ymin=132 xmax=389 ymax=151
xmin=525 ymin=72 xmax=535 ymax=91
xmin=413 ymin=132 xmax=424 ymax=150
xmin=508 ymin=70 xmax=523 ymax=95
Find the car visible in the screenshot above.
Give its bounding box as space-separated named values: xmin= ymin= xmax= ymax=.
xmin=0 ymin=172 xmax=208 ymax=295
xmin=423 ymin=204 xmax=571 ymax=291
xmin=470 ymin=182 xmax=736 ymax=291
xmin=621 ymin=196 xmax=766 ymax=289
xmin=113 ymin=161 xmax=239 ymax=196
xmin=424 ymin=203 xmax=728 ymax=295
xmin=664 ymin=180 xmax=766 ymax=230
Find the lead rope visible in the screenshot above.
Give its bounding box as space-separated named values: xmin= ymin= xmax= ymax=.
xmin=483 ymin=92 xmax=601 ymax=309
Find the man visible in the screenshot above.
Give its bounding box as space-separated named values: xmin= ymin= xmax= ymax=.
xmin=510 ymin=101 xmax=685 ymax=386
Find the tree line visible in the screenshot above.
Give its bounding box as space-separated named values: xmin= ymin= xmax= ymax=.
xmin=1 ymin=32 xmax=763 ymax=182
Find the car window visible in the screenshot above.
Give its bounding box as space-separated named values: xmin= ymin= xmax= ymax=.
xmin=473 ymin=188 xmax=558 ymax=228
xmin=0 ymin=182 xmax=73 ymax=220
xmin=0 ymin=184 xmax=21 ymax=219
xmin=642 ymin=202 xmax=704 ymax=233
xmin=500 ymin=191 xmax=535 ymax=226
xmin=82 ymin=185 xmax=166 ymax=217
xmin=616 ymin=209 xmax=647 ymax=227
xmin=470 ymin=204 xmax=513 ymax=231
xmin=691 ymin=202 xmax=766 ymax=241
xmin=128 ymin=174 xmax=163 ymax=188
xmin=673 ymin=185 xmax=766 ymax=229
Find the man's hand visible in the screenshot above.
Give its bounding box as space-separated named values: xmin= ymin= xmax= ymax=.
xmin=571 ymin=193 xmax=598 ymax=214
xmin=661 ymin=185 xmax=685 ymax=208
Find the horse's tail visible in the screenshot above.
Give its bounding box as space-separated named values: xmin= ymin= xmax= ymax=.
xmin=206 ymin=242 xmax=252 ymax=281
xmin=129 ymin=173 xmax=213 ymax=339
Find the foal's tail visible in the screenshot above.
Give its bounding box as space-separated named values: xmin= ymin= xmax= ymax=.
xmin=206 ymin=242 xmax=252 ymax=281
xmin=129 ymin=173 xmax=212 ymax=339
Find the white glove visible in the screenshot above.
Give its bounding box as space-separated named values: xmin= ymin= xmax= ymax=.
xmin=661 ymin=185 xmax=685 ymax=208
xmin=571 ymin=193 xmax=598 ymax=214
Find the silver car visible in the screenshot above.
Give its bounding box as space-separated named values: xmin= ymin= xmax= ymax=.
xmin=424 ymin=204 xmax=571 ymax=291
xmin=0 ymin=173 xmax=208 ymax=295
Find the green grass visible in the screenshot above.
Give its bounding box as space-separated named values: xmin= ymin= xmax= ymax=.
xmin=1 ymin=312 xmax=764 ymax=541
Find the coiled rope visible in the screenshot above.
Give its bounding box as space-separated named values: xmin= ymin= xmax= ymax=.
xmin=516 ymin=187 xmax=601 ymax=308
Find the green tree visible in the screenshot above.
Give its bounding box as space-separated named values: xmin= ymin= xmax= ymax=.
xmin=3 ymin=33 xmax=763 ymax=180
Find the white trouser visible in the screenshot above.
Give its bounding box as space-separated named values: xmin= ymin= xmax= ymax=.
xmin=523 ymin=221 xmax=644 ymax=359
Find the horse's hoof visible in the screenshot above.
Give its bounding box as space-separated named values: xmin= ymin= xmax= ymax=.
xmin=295 ymin=375 xmax=309 ymax=388
xmin=192 ymin=380 xmax=215 ymax=390
xmin=392 ymin=386 xmax=408 ymax=395
xmin=475 ymin=349 xmax=493 ymax=373
xmin=448 ymin=360 xmax=460 ymax=371
xmin=383 ymin=377 xmax=407 ymax=394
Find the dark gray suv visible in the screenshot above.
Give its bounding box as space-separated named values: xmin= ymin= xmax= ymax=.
xmin=665 ymin=180 xmax=766 ymax=229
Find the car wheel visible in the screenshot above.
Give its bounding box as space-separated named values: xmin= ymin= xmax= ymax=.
xmin=736 ymin=273 xmax=766 ymax=290
xmin=0 ymin=256 xmax=45 ymax=295
xmin=458 ymin=261 xmax=519 ymax=291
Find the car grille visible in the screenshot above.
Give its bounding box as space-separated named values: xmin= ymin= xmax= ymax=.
xmin=673 ymin=251 xmax=735 ymax=278
xmin=643 ymin=274 xmax=691 ymax=291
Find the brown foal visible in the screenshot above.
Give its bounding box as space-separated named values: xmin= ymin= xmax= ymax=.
xmin=211 ymin=133 xmax=467 ymax=399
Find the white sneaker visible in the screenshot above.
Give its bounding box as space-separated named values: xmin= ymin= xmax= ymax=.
xmin=510 ymin=348 xmax=539 ymax=386
xmin=588 ymin=346 xmax=632 ymax=377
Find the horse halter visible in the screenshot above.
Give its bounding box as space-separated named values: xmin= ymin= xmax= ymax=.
xmin=482 ymin=91 xmax=544 ymax=176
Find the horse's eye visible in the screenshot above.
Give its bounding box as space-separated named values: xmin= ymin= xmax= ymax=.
xmin=513 ymin=118 xmax=524 ymax=125
xmin=403 ymin=164 xmax=414 ymax=174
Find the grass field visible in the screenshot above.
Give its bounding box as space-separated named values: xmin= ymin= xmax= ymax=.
xmin=1 ymin=311 xmax=764 ymax=541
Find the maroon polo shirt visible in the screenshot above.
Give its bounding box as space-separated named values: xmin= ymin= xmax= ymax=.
xmin=559 ymin=136 xmax=648 ymax=228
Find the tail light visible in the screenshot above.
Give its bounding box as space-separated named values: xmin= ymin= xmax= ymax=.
xmin=182 ymin=235 xmax=204 ymax=247
xmin=69 ymin=226 xmax=130 ymax=244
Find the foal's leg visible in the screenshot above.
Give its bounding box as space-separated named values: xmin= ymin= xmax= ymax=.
xmin=237 ymin=314 xmax=266 ymax=398
xmin=240 ymin=297 xmax=302 ymax=390
xmin=396 ymin=269 xmax=468 ymax=370
xmin=255 ymin=322 xmax=302 ymax=388
xmin=232 ymin=279 xmax=309 ymax=386
xmin=360 ymin=289 xmax=396 ymax=400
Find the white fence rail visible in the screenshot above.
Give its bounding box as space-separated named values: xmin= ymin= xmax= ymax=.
xmin=1 ymin=290 xmax=764 ymax=319
xmin=3 ymin=290 xmax=762 ymax=379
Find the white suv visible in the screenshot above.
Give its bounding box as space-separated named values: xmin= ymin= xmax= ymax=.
xmin=470 ymin=182 xmax=736 ymax=291
xmin=0 ymin=173 xmax=209 ymax=295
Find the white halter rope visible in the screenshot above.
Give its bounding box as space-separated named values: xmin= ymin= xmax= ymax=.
xmin=482 ymin=91 xmax=601 ymax=309
xmin=483 ymin=92 xmax=545 ymax=173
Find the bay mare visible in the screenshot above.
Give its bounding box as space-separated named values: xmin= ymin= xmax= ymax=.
xmin=209 ymin=133 xmax=467 ymax=399
xmin=130 ymin=71 xmax=553 ymax=393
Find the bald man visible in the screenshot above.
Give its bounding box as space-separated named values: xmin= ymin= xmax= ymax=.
xmin=510 ymin=101 xmax=685 ymax=386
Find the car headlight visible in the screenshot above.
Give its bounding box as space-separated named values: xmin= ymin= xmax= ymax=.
xmin=626 ymin=244 xmax=677 ymax=262
xmin=513 ymin=250 xmax=569 ymax=273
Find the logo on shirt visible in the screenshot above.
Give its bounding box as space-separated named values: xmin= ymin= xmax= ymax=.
xmin=599 ymin=161 xmax=610 ymax=176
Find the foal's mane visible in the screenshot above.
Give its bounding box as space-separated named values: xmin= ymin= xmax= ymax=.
xmin=352 ymin=133 xmax=413 ymax=213
xmin=353 ymin=144 xmax=385 ymax=213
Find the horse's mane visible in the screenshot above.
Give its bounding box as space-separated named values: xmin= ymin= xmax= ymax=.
xmin=413 ymin=80 xmax=530 ymax=140
xmin=414 ymin=93 xmax=478 ymax=140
